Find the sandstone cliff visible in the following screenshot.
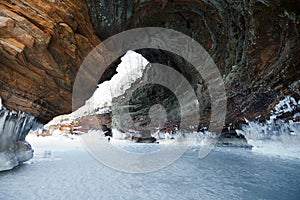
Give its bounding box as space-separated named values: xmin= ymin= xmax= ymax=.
xmin=0 ymin=0 xmax=300 ymax=127
xmin=0 ymin=0 xmax=100 ymax=123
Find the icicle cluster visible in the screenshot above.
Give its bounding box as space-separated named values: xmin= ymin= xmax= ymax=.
xmin=236 ymin=95 xmax=300 ymax=159
xmin=0 ymin=97 xmax=38 ymax=171
xmin=0 ymin=110 xmax=36 ymax=151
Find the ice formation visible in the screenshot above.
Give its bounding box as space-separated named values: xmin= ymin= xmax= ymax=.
xmin=237 ymin=95 xmax=300 ymax=159
xmin=0 ymin=97 xmax=38 ymax=171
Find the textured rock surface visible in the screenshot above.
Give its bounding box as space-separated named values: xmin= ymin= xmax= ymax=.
xmin=76 ymin=112 xmax=112 ymax=132
xmin=0 ymin=0 xmax=100 ymax=123
xmin=87 ymin=0 xmax=300 ymax=126
xmin=0 ymin=0 xmax=299 ymax=126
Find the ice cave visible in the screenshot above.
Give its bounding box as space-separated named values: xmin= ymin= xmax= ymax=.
xmin=0 ymin=0 xmax=300 ymax=199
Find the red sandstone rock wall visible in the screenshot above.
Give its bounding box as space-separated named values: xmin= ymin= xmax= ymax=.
xmin=1 ymin=0 xmax=300 ymax=126
xmin=0 ymin=0 xmax=100 ymax=123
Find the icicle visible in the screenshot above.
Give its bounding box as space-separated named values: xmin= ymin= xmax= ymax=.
xmin=0 ymin=108 xmax=37 ymax=149
xmin=0 ymin=111 xmax=8 ymax=133
xmin=0 ymin=100 xmax=38 ymax=171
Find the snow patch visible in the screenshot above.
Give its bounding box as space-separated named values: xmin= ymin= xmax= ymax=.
xmin=94 ymin=107 xmax=111 ymax=115
xmin=44 ymin=114 xmax=74 ymax=128
xmin=274 ymin=96 xmax=298 ymax=114
xmin=112 ymin=128 xmax=126 ymax=139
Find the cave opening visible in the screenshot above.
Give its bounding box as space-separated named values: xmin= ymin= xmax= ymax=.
xmin=1 ymin=1 xmax=300 ymax=196
xmin=73 ymin=50 xmax=149 ymax=117
xmin=38 ymin=50 xmax=150 ymax=135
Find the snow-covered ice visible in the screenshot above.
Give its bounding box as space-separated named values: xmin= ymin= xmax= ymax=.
xmin=0 ymin=133 xmax=300 ymax=200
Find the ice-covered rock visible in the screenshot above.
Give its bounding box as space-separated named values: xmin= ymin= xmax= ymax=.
xmin=0 ymin=141 xmax=33 ymax=171
xmin=237 ymin=108 xmax=300 ymax=159
xmin=274 ymin=96 xmax=298 ymax=115
xmin=0 ymin=103 xmax=37 ymax=171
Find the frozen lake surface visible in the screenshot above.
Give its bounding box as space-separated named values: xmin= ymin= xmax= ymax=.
xmin=1 ymin=134 xmax=300 ymax=200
